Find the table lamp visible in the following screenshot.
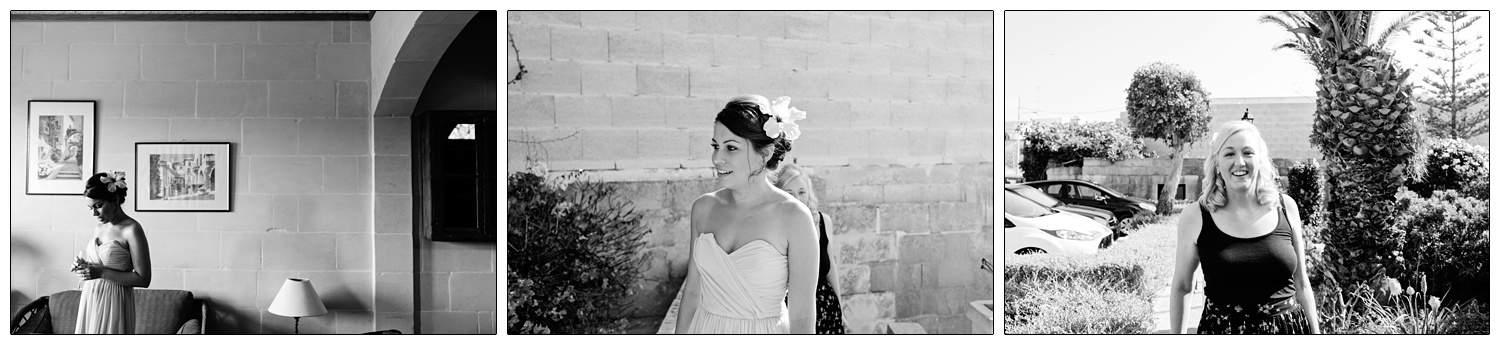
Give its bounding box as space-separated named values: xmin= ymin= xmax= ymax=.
xmin=269 ymin=278 xmax=327 ymax=334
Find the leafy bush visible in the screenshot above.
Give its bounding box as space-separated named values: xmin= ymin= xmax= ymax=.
xmin=1406 ymin=138 xmax=1489 ymax=200
xmin=1004 ymin=214 xmax=1179 ymax=333
xmin=1017 ymin=121 xmax=1154 ymax=181
xmin=1316 ymin=283 xmax=1490 ymax=334
xmin=1391 ymin=188 xmax=1490 ymax=303
xmin=507 ymin=169 xmax=650 ymax=334
xmin=1285 ymin=161 xmax=1323 ymax=221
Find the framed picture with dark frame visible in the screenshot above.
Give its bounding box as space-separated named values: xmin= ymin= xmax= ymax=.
xmin=134 ymin=142 xmax=232 ymax=212
xmin=26 ymin=100 xmax=97 ymax=195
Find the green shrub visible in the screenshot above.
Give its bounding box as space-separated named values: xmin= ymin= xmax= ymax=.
xmin=1392 ymin=188 xmax=1490 ymax=303
xmin=1017 ymin=120 xmax=1154 ymax=181
xmin=1407 ymin=138 xmax=1489 ymax=200
xmin=507 ymin=170 xmax=650 ymax=334
xmin=1285 ymin=161 xmax=1323 ymax=221
xmin=1003 ymin=214 xmax=1180 ymax=334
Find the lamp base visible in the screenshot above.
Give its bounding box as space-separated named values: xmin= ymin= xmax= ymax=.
xmin=294 ymin=317 xmax=301 ymax=334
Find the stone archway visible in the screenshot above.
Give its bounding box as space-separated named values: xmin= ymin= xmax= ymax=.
xmin=370 ymin=11 xmax=479 ymax=117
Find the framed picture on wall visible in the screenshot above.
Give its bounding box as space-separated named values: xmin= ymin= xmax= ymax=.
xmin=26 ymin=100 xmax=97 ymax=195
xmin=134 ymin=142 xmax=232 ymax=212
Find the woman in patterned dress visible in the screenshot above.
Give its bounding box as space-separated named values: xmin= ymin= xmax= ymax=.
xmin=1169 ymin=121 xmax=1319 ymax=334
xmin=775 ymin=163 xmax=848 ymax=334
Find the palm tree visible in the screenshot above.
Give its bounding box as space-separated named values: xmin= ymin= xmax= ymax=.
xmin=1259 ymin=11 xmax=1426 ymax=290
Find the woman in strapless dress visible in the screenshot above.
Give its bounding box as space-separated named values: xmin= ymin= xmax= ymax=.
xmin=675 ymin=95 xmax=818 ymax=334
xmin=73 ymin=171 xmax=154 ymax=334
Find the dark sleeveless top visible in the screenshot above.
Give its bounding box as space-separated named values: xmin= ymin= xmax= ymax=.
xmin=1197 ymin=201 xmax=1298 ymax=305
xmin=816 ymin=211 xmax=831 ymax=282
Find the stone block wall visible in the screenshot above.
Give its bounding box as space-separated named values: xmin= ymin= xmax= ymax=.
xmin=507 ymin=10 xmax=994 ymax=333
xmin=10 ymin=20 xmax=382 ymax=334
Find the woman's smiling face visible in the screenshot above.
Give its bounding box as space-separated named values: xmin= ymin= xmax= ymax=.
xmin=711 ymin=121 xmax=765 ymax=189
xmin=1215 ymin=130 xmax=1263 ymax=191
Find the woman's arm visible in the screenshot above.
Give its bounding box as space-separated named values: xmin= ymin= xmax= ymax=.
xmin=784 ymin=203 xmax=818 ymax=334
xmin=1170 ymin=203 xmax=1203 ymax=334
xmin=1282 ymin=195 xmax=1320 ymax=334
xmin=100 ymin=223 xmax=152 ymax=288
xmin=820 ymin=212 xmax=841 ymax=294
xmin=675 ymin=195 xmax=711 ymax=334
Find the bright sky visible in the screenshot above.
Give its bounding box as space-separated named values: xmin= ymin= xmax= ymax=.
xmin=1003 ymin=11 xmax=1490 ymax=123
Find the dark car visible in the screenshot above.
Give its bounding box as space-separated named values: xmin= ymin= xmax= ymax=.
xmin=1021 ymin=179 xmax=1158 ymax=227
xmin=1006 ymin=184 xmax=1119 ymax=246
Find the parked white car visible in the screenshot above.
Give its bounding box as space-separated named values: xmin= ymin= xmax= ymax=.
xmin=1004 ymin=189 xmax=1112 ymax=255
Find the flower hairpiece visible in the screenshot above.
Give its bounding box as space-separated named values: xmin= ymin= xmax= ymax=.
xmin=761 ymin=96 xmax=807 ymax=141
xmin=99 ymin=171 xmax=128 ymax=193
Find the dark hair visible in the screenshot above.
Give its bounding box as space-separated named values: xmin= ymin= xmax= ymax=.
xmin=84 ymin=172 xmax=127 ymax=205
xmin=714 ymin=95 xmax=793 ymax=171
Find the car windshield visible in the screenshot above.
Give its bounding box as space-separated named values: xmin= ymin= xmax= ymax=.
xmin=1009 ymin=186 xmax=1062 ymax=207
xmin=1005 ymin=191 xmax=1054 ymax=218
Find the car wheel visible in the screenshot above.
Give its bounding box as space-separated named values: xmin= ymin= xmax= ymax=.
xmin=1117 ymin=218 xmax=1135 ymax=233
xmin=1015 ymin=248 xmax=1045 ymax=255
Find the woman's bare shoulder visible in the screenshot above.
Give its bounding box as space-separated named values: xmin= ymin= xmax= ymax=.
xmin=1177 ymin=202 xmax=1203 ymax=236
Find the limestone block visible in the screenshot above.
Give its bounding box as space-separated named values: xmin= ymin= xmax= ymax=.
xmin=183 ymin=270 xmax=259 ymax=310
xmin=168 ymin=118 xmax=242 ymax=142
xmin=762 ymin=39 xmax=809 ymax=70
xmin=929 ymin=202 xmax=983 ymax=233
xmin=841 ymin=292 xmax=895 ymax=321
xmin=516 ymin=59 xmax=580 ymax=94
xmin=898 ymin=233 xmax=944 ymax=263
xmin=890 ymin=47 xmax=927 ymax=75
xmin=870 ymin=18 xmax=911 ymax=47
xmin=687 ymin=11 xmax=736 ymax=36
xmin=808 ymin=41 xmax=851 ymax=73
xmin=579 ymin=61 xmax=639 ymax=95
xmin=661 ymin=32 xmax=713 ymax=67
xmin=609 ymin=30 xmax=663 ymax=64
xmin=270 ymin=81 xmax=336 ymax=117
xmin=829 ymin=233 xmax=896 ymax=264
xmin=632 ymin=64 xmax=686 ymax=97
xmin=688 ymin=65 xmax=736 ymax=99
xmin=878 ymin=203 xmax=929 ymax=234
xmin=609 ymin=95 xmax=667 ymax=126
xmin=838 ymin=263 xmax=872 ymax=295
xmin=126 ymin=81 xmax=196 ymax=117
xmin=507 ymin=93 xmax=555 ymax=127
xmin=736 ymin=10 xmax=785 ymax=39
xmin=143 ymin=44 xmax=214 ymax=81
xmin=317 ymin=43 xmax=371 ymax=81
xmin=712 ymin=36 xmax=762 ymax=68
xmin=909 ymin=22 xmax=945 ymax=50
xmin=198 ymin=81 xmax=270 ymax=117
xmin=786 ymin=69 xmax=831 ymax=100
xmin=582 ymin=11 xmax=636 ymax=29
xmin=551 ymin=26 xmax=608 ymax=61
xmin=510 ymin=11 xmax=581 ymax=26
xmin=260 ymin=21 xmax=333 ymax=43
xmin=21 ymin=45 xmax=68 ymax=80
xmin=263 ymin=232 xmax=337 ymax=270
xmin=244 ymin=44 xmax=316 ymax=80
xmin=823 ymin=204 xmax=876 ymax=235
xmin=785 ymin=11 xmax=829 ymax=42
xmin=43 ymin=22 xmax=113 ymax=44
xmin=243 ymin=118 xmax=299 ymax=155
xmin=637 ymin=11 xmax=689 ymax=33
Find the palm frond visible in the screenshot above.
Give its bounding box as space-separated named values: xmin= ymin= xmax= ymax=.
xmin=1373 ymin=11 xmax=1425 ymax=49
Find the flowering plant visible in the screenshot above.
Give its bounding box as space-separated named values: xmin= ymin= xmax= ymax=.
xmin=99 ymin=170 xmax=128 ymax=193
xmin=761 ymin=96 xmax=806 ymax=141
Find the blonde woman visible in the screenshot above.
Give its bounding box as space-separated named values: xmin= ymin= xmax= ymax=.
xmin=1169 ymin=121 xmax=1319 ymax=334
xmin=676 ymin=95 xmax=817 ymax=334
xmin=775 ymin=163 xmax=847 ymax=334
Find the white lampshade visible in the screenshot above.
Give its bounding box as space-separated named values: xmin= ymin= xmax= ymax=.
xmin=269 ymin=278 xmax=327 ymax=318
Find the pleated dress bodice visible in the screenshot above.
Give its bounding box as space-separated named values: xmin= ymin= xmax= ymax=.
xmin=685 ymin=233 xmax=790 ymax=334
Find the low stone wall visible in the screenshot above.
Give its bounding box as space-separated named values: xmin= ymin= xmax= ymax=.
xmin=613 ymin=161 xmax=993 ymax=334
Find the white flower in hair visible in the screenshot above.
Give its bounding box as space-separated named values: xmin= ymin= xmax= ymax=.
xmin=761 ymin=96 xmax=806 ymax=141
xmin=103 ymin=170 xmax=127 ymax=192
